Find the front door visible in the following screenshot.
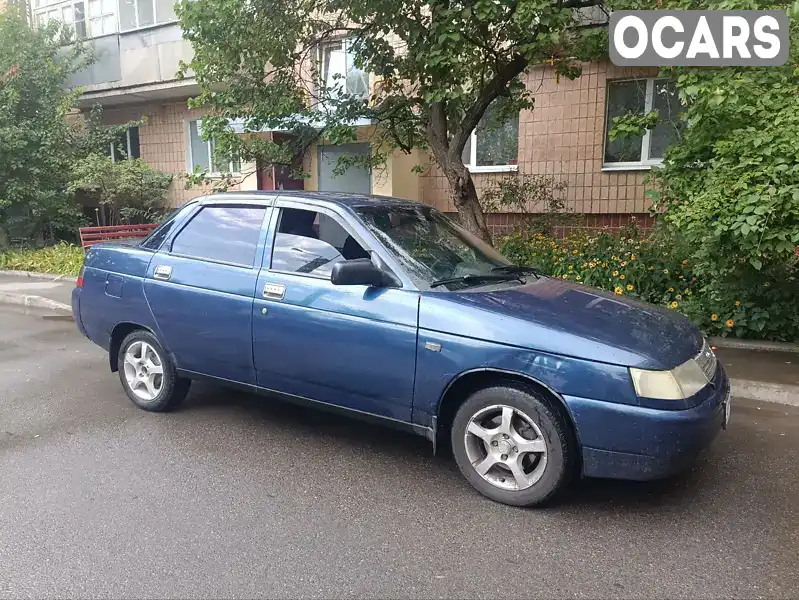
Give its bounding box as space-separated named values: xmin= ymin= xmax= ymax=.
xmin=318 ymin=143 xmax=371 ymax=193
xmin=252 ymin=200 xmax=418 ymax=421
xmin=144 ymin=202 xmax=271 ymax=385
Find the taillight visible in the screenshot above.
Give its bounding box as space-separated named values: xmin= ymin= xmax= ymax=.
xmin=76 ymin=266 xmax=85 ymax=288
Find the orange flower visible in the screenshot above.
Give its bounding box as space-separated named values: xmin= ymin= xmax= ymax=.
xmin=726 ymin=319 xmax=735 ymax=328
xmin=711 ymin=314 xmax=719 ymax=321
xmin=619 ymin=274 xmax=626 ymax=280
xmin=614 ymin=287 xmax=624 ymax=295
xmin=735 ymin=300 xmax=741 ymax=307
xmin=626 ymin=284 xmax=633 ymax=291
xmin=670 ymin=301 xmax=678 ymax=309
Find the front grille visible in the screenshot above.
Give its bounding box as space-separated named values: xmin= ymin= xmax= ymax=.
xmin=695 ymin=339 xmax=718 ymax=380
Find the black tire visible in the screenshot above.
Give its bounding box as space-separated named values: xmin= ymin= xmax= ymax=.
xmin=116 ymin=329 xmax=190 ymax=412
xmin=451 ymin=382 xmax=575 ymax=507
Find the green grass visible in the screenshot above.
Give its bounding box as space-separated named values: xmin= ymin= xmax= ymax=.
xmin=0 ymin=243 xmax=85 ymax=276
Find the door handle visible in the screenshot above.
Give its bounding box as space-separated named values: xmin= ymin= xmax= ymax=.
xmin=262 ymin=282 xmax=286 ymax=300
xmin=154 ymin=265 xmax=172 ymax=281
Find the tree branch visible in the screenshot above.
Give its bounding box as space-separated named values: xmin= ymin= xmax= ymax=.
xmin=450 ymin=53 xmax=528 ymax=158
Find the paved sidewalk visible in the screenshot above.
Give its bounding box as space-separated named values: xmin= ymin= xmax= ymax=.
xmin=0 ymin=272 xmax=74 ymax=313
xmin=715 ymin=346 xmax=799 ymax=406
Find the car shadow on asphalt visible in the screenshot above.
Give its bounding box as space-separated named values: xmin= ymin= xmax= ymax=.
xmin=182 ymin=381 xmax=709 ymax=511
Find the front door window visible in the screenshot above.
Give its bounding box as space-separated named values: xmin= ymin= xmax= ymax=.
xmin=270 ymin=207 xmax=370 ymax=278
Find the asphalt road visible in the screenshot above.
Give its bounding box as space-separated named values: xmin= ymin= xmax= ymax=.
xmin=0 ymin=306 xmax=797 ymax=599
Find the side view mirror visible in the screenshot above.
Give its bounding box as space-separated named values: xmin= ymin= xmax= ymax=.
xmin=331 ymin=258 xmax=398 ymax=287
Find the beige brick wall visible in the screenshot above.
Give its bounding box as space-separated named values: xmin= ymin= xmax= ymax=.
xmin=421 ymin=60 xmax=658 ymax=215
xmin=98 ymin=60 xmax=658 ymax=215
xmin=102 ymin=101 xmax=249 ymax=207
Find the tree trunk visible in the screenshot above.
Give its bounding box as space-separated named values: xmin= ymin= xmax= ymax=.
xmin=425 ymin=101 xmax=493 ymax=244
xmin=440 ymin=157 xmax=493 ymax=245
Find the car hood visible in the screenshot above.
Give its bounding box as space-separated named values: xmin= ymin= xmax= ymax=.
xmin=418 ymin=277 xmax=702 ymax=370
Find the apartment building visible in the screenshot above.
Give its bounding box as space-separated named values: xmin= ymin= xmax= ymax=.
xmin=32 ymin=0 xmax=681 ymax=233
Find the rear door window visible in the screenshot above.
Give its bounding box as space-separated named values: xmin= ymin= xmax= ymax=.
xmin=170 ymin=205 xmax=267 ymax=267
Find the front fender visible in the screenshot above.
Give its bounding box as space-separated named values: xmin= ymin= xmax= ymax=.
xmin=411 ymin=329 xmax=637 ymax=427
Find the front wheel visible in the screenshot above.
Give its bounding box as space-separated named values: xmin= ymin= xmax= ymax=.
xmin=117 ymin=330 xmax=190 ymax=412
xmin=451 ymin=383 xmax=575 ymax=507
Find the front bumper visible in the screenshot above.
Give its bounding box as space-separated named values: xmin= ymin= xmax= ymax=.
xmin=565 ymin=365 xmax=730 ymax=481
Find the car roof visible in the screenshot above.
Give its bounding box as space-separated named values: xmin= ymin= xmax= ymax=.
xmin=211 ymin=191 xmax=427 ymax=210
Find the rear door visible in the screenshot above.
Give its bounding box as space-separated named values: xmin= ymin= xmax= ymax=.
xmin=144 ymin=198 xmax=272 ymax=384
xmin=252 ymin=199 xmax=419 ymax=421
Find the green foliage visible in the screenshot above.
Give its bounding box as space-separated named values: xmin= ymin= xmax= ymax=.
xmin=176 ymin=0 xmax=606 ymax=238
xmin=608 ymin=110 xmax=659 ymax=142
xmin=480 ymin=174 xmax=571 ymax=236
xmin=501 ymin=227 xmax=799 ymax=342
xmin=0 ymin=242 xmax=84 ymax=276
xmin=606 ymin=0 xmax=799 ymax=340
xmin=0 ymin=10 xmax=90 ymax=246
xmin=69 ymin=154 xmax=173 ymax=224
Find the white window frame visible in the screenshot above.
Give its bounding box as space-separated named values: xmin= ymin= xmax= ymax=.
xmin=319 ymin=38 xmax=370 ymax=102
xmin=109 ymin=126 xmax=139 ymax=162
xmin=34 ymin=0 xmax=89 ymax=39
xmin=86 ymin=0 xmax=117 ymax=37
xmin=462 ymin=105 xmax=520 ymax=173
xmin=186 ymin=120 xmax=241 ymax=177
xmin=117 ymin=0 xmax=178 ymax=33
xmin=602 ymin=77 xmax=678 ymax=172
xmin=462 ymin=129 xmax=520 ymax=174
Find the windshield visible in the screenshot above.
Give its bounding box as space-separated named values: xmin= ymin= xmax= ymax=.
xmin=354 ymin=204 xmax=514 ymax=290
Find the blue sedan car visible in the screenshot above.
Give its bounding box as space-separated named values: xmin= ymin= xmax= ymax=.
xmin=72 ymin=192 xmax=730 ymax=507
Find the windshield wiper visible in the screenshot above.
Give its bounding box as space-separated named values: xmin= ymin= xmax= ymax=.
xmin=491 ymin=265 xmax=542 ymax=279
xmin=429 ymin=273 xmax=524 ymax=289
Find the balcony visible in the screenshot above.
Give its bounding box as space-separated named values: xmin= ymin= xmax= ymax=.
xmin=66 ymin=21 xmax=198 ymax=107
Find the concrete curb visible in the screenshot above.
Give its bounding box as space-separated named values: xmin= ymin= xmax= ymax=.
xmin=0 ymin=269 xmax=78 ymax=283
xmin=709 ymin=336 xmax=799 ymax=353
xmin=0 ymin=291 xmax=72 ymax=315
xmin=730 ymin=379 xmax=799 ymax=407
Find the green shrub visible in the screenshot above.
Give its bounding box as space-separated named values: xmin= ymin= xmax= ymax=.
xmin=0 ymin=243 xmax=84 ymax=276
xmin=500 ymin=226 xmax=799 ymax=342
xmin=69 ymin=154 xmax=173 ymax=225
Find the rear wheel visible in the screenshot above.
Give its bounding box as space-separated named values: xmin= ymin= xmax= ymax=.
xmin=451 ymin=383 xmax=575 ymax=507
xmin=117 ymin=330 xmax=190 ymax=412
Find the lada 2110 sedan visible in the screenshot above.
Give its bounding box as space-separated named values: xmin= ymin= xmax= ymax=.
xmin=72 ymin=192 xmax=731 ymax=507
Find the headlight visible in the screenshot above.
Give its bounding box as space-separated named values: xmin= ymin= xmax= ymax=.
xmin=630 ymin=357 xmax=710 ymax=400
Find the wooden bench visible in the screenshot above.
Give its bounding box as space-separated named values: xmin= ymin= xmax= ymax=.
xmin=79 ymin=223 xmax=159 ymax=249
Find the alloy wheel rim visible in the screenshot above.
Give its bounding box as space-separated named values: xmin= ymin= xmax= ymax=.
xmin=464 ymin=404 xmax=548 ymax=491
xmin=123 ymin=341 xmax=164 ymax=402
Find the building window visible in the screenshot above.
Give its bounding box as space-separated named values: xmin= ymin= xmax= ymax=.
xmin=107 ymin=126 xmax=140 ymax=161
xmin=320 ymin=39 xmax=369 ymax=101
xmin=187 ymin=120 xmax=241 ymax=175
xmin=87 ymin=0 xmax=116 ymax=35
xmin=462 ymin=98 xmax=519 ymax=172
xmin=604 ymin=78 xmax=682 ymax=167
xmin=118 ymin=0 xmax=177 ymax=31
xmin=34 ymin=0 xmax=88 ymax=39
xmin=34 ymin=0 xmax=119 ymax=38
